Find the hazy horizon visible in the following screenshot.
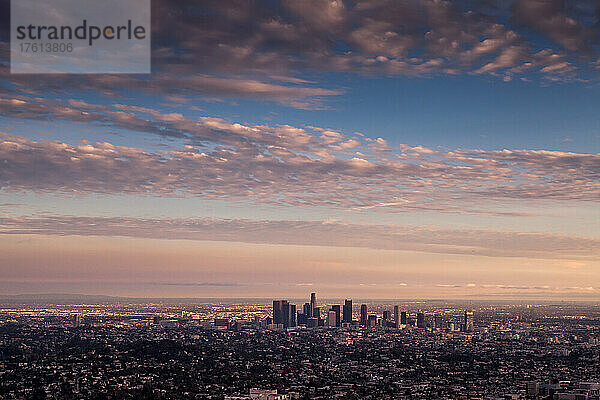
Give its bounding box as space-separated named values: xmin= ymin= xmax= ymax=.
xmin=3 ymin=293 xmax=600 ymax=305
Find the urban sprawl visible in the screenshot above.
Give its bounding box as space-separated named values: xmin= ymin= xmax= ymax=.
xmin=0 ymin=293 xmax=599 ymax=399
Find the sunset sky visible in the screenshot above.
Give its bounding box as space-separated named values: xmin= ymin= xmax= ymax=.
xmin=0 ymin=0 xmax=599 ymax=299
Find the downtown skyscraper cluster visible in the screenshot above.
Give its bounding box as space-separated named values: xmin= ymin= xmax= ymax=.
xmin=272 ymin=293 xmax=474 ymax=332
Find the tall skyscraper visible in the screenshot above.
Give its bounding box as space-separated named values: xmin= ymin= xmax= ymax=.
xmin=464 ymin=310 xmax=474 ymax=332
xmin=383 ymin=310 xmax=390 ymax=322
xmin=331 ymin=305 xmax=341 ymax=327
xmin=273 ymin=300 xmax=283 ymax=326
xmin=281 ymin=300 xmax=290 ymax=328
xmin=303 ymin=303 xmax=311 ymax=317
xmin=343 ymin=299 xmax=352 ymax=323
xmin=327 ymin=310 xmax=337 ymax=327
xmin=289 ymin=304 xmax=297 ymax=327
xmin=310 ymin=292 xmax=316 ymax=317
xmin=417 ymin=312 xmax=425 ymax=328
xmin=297 ymin=312 xmax=307 ymax=326
xmin=401 ymin=311 xmax=407 ymax=325
xmin=360 ymin=304 xmax=367 ymax=326
xmin=273 ymin=300 xmax=292 ymax=328
xmin=313 ymin=307 xmax=321 ymax=320
xmin=394 ymin=306 xmax=399 ymax=328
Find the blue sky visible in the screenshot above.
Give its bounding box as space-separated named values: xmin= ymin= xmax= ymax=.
xmin=3 ymin=73 xmax=599 ymax=153
xmin=183 ymin=73 xmax=600 ymax=152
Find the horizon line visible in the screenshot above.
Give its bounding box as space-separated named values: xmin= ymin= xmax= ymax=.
xmin=1 ymin=293 xmax=599 ymax=304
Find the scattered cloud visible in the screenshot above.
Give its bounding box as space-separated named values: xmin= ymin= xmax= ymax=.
xmin=0 ymin=97 xmax=598 ymax=211
xmin=1 ymin=0 xmax=598 ymax=107
xmin=512 ymin=0 xmax=599 ymax=53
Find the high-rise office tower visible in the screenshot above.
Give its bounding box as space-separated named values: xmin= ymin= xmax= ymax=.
xmin=273 ymin=300 xmax=284 ymax=326
xmin=273 ymin=300 xmax=292 ymax=328
xmin=343 ymin=299 xmax=352 ymax=323
xmin=327 ymin=310 xmax=337 ymax=327
xmin=289 ymin=304 xmax=297 ymax=327
xmin=464 ymin=310 xmax=474 ymax=332
xmin=303 ymin=302 xmax=311 ymax=317
xmin=331 ymin=305 xmax=341 ymax=327
xmin=417 ymin=312 xmax=425 ymax=328
xmin=394 ymin=306 xmax=399 ymax=328
xmin=313 ymin=306 xmax=321 ymax=320
xmin=401 ymin=311 xmax=407 ymax=325
xmin=282 ymin=300 xmax=290 ymax=328
xmin=360 ymin=304 xmax=367 ymax=326
xmin=297 ymin=312 xmax=307 ymax=326
xmin=310 ymin=293 xmax=316 ymax=317
xmin=383 ymin=310 xmax=390 ymax=322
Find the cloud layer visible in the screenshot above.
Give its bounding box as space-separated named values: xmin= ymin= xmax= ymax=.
xmin=1 ymin=95 xmax=598 ymax=211
xmin=149 ymin=0 xmax=599 ymax=79
xmin=1 ymin=0 xmax=598 ymax=108
xmin=1 ymin=215 xmax=598 ymax=262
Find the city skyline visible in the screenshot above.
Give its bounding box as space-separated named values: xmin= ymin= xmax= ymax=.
xmin=1 ymin=0 xmax=599 ymax=299
xmin=269 ymin=292 xmax=474 ymax=331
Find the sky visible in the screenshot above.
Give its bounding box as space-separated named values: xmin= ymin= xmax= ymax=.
xmin=0 ymin=0 xmax=599 ymax=300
